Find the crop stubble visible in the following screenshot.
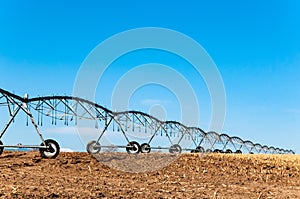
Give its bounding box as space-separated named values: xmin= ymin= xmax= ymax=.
xmin=0 ymin=152 xmax=299 ymax=198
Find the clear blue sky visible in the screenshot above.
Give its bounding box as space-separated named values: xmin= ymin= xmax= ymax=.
xmin=0 ymin=0 xmax=299 ymax=152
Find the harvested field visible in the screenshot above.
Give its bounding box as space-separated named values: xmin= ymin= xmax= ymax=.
xmin=0 ymin=151 xmax=299 ymax=198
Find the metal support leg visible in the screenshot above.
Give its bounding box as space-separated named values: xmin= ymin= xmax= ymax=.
xmin=197 ymin=138 xmax=204 ymax=146
xmin=222 ymin=141 xmax=229 ymax=151
xmin=176 ymin=133 xmax=185 ymax=145
xmin=147 ymin=125 xmax=162 ymax=144
xmin=96 ymin=117 xmax=113 ymax=143
xmin=165 ymin=131 xmax=174 ymax=146
xmin=187 ymin=132 xmax=198 ymax=148
xmin=20 ymin=103 xmax=45 ymax=144
xmin=113 ymin=117 xmax=131 ymax=143
xmin=0 ymin=105 xmax=21 ymax=139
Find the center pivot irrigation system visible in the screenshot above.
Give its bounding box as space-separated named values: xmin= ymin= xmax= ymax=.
xmin=0 ymin=88 xmax=295 ymax=158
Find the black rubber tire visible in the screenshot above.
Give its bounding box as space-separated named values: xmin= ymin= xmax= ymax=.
xmin=39 ymin=139 xmax=60 ymax=159
xmin=235 ymin=150 xmax=242 ymax=154
xmin=0 ymin=140 xmax=4 ymax=156
xmin=140 ymin=143 xmax=151 ymax=153
xmin=225 ymin=149 xmax=233 ymax=154
xmin=87 ymin=140 xmax=101 ymax=154
xmin=196 ymin=146 xmax=205 ymax=153
xmin=169 ymin=144 xmax=182 ymax=154
xmin=213 ymin=149 xmax=222 ymax=153
xmin=126 ymin=141 xmax=141 ymax=154
xmin=206 ymin=149 xmax=212 ymax=153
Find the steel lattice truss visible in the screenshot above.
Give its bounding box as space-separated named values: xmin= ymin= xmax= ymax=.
xmin=0 ymin=88 xmax=295 ymax=158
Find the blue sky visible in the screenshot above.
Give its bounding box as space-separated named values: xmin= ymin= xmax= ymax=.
xmin=0 ymin=0 xmax=299 ymax=152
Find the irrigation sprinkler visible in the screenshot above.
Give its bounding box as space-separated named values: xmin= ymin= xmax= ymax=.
xmin=0 ymin=88 xmax=295 ymax=157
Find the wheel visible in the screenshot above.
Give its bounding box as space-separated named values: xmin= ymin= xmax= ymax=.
xmin=140 ymin=143 xmax=151 ymax=153
xmin=196 ymin=146 xmax=205 ymax=153
xmin=126 ymin=141 xmax=141 ymax=154
xmin=225 ymin=149 xmax=233 ymax=153
xmin=235 ymin=150 xmax=242 ymax=154
xmin=0 ymin=140 xmax=4 ymax=156
xmin=213 ymin=149 xmax=222 ymax=153
xmin=206 ymin=149 xmax=212 ymax=153
xmin=39 ymin=139 xmax=60 ymax=159
xmin=87 ymin=140 xmax=101 ymax=154
xmin=169 ymin=144 xmax=182 ymax=154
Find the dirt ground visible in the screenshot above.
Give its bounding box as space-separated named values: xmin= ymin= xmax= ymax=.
xmin=0 ymin=151 xmax=299 ymax=198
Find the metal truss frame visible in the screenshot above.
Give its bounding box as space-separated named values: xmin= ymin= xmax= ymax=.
xmin=0 ymin=88 xmax=295 ymax=156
